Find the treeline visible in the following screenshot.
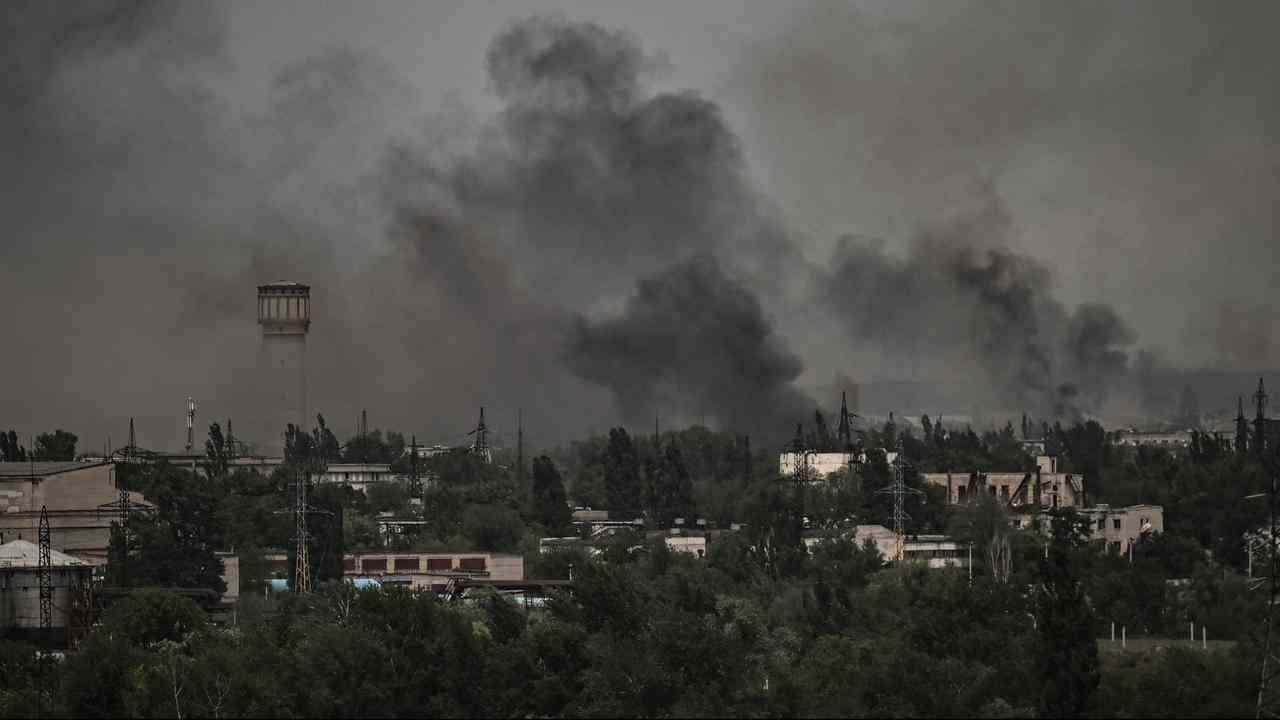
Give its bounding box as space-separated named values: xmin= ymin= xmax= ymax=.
xmin=0 ymin=509 xmax=1258 ymax=717
xmin=0 ymin=428 xmax=78 ymax=461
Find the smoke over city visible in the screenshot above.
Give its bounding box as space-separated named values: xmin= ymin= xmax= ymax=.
xmin=569 ymin=255 xmax=811 ymax=438
xmin=818 ymin=188 xmax=1138 ymax=419
xmin=1 ymin=1 xmax=1277 ymax=452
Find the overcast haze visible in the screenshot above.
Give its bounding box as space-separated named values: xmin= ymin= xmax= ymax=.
xmin=2 ymin=1 xmax=1276 ymax=453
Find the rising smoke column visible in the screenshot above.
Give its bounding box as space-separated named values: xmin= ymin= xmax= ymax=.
xmin=568 ymin=254 xmax=812 ymax=441
xmin=383 ymin=16 xmax=811 ymax=439
xmin=818 ymin=191 xmax=1138 ymax=419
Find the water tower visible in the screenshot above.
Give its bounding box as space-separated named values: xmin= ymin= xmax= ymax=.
xmin=258 ymin=282 xmax=310 ymax=453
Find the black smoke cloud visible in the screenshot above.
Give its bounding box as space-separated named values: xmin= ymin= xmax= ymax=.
xmin=819 ymin=190 xmax=1138 ymax=419
xmin=387 ymin=16 xmax=810 ymax=439
xmin=395 ymin=16 xmax=792 ymax=304
xmin=735 ymin=0 xmax=1280 ymax=375
xmin=568 ymin=255 xmax=811 ymax=440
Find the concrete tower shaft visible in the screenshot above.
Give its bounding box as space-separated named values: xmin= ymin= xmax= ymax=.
xmin=258 ymin=282 xmax=310 ymax=452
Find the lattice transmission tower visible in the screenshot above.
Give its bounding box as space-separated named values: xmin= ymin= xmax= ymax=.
xmin=1255 ymin=445 xmax=1280 ymax=718
xmin=293 ymin=467 xmax=313 ymax=593
xmin=876 ymin=437 xmax=923 ymax=562
xmin=38 ymin=506 xmax=52 ymax=632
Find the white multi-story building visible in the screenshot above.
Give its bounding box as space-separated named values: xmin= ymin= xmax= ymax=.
xmin=318 ymin=463 xmax=393 ymax=492
xmin=778 ymin=451 xmax=899 ymax=480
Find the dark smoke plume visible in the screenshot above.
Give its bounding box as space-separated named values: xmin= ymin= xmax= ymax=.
xmin=393 ymin=16 xmax=792 ymax=304
xmin=385 ymin=16 xmax=806 ymax=438
xmin=568 ymin=255 xmax=811 ymax=441
xmin=819 ymin=191 xmax=1137 ymax=419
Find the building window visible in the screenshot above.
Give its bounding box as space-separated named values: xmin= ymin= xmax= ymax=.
xmin=393 ymin=558 xmax=420 ymax=572
xmin=426 ymin=558 xmax=452 ymax=571
xmin=342 ymin=557 xmax=355 ymax=572
xmin=1097 ymin=518 xmax=1105 ymax=530
xmin=459 ymin=558 xmax=486 ymax=572
xmin=1113 ymin=519 xmax=1122 ymax=530
xmin=1000 ymin=486 xmax=1009 ymax=499
xmin=362 ymin=558 xmax=387 ymax=573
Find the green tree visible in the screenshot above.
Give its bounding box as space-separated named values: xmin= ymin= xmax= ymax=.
xmin=204 ymin=422 xmax=231 ymax=481
xmin=33 ymin=429 xmax=77 ymax=460
xmin=99 ymin=588 xmax=209 ymax=646
xmin=604 ymin=428 xmax=642 ymax=519
xmin=1035 ymin=508 xmax=1100 ymax=717
xmin=463 ymin=504 xmax=525 ymax=551
xmin=126 ymin=462 xmax=226 ymax=592
xmin=0 ymin=430 xmax=27 ymax=461
xmin=655 ymin=441 xmax=694 ymax=527
xmin=530 ymin=455 xmax=572 ymax=535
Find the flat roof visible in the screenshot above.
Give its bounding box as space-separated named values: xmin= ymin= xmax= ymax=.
xmin=0 ymin=461 xmax=109 ymax=479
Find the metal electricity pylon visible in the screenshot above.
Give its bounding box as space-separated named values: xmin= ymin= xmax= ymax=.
xmin=38 ymin=506 xmax=52 ymax=631
xmin=467 ymin=407 xmax=491 ymax=463
xmin=293 ymin=467 xmax=312 ymax=593
xmin=1254 ymin=447 xmax=1280 ymax=718
xmin=876 ymin=438 xmax=923 ymax=563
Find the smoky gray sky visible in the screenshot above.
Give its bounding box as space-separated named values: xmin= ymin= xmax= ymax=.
xmin=2 ymin=1 xmax=1276 ymax=452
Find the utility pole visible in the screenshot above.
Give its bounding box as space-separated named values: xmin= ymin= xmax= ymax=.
xmin=516 ymin=410 xmax=525 ymax=489
xmin=185 ymin=396 xmax=197 ymax=453
xmin=410 ymin=435 xmax=421 ymax=497
xmin=1258 ymin=378 xmax=1271 ymax=458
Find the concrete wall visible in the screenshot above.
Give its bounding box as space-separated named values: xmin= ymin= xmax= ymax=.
xmin=923 ymin=459 xmax=1084 ymax=509
xmin=665 ymin=535 xmax=706 ymax=557
xmin=0 ymin=464 xmax=143 ymax=565
xmin=1084 ymin=505 xmax=1165 ymax=555
xmin=779 ymin=451 xmax=898 ymax=479
xmin=0 ymin=567 xmax=90 ymax=631
xmin=258 ymin=333 xmax=306 ymax=455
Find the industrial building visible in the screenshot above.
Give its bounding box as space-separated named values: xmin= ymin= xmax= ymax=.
xmin=0 ymin=461 xmax=147 ymax=565
xmin=1113 ymin=429 xmax=1193 ymax=449
xmin=263 ymin=550 xmax=524 ymax=593
xmin=922 ymin=455 xmax=1085 ymax=510
xmin=0 ymin=539 xmax=94 ymax=643
xmin=778 ymin=450 xmax=900 ymax=480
